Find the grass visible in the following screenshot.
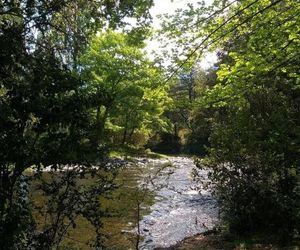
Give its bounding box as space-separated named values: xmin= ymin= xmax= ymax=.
xmin=108 ymin=144 xmax=203 ymax=161
xmin=108 ymin=144 xmax=168 ymax=159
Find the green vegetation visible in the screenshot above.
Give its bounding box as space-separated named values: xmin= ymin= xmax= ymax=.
xmin=0 ymin=0 xmax=156 ymax=248
xmin=80 ymin=31 xmax=171 ymax=147
xmin=159 ymin=0 xmax=300 ymax=243
xmin=1 ymin=0 xmax=300 ymax=248
xmin=109 ymin=145 xmax=167 ymax=159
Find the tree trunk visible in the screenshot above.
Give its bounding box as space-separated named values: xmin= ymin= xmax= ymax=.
xmin=129 ymin=127 xmax=135 ymax=141
xmin=122 ymin=128 xmax=127 ymax=145
xmin=94 ymin=106 xmax=107 ymax=146
xmin=174 ymin=123 xmax=178 ymax=137
xmin=135 ymin=200 xmax=141 ymax=250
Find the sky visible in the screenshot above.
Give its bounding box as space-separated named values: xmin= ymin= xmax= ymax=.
xmin=147 ymin=0 xmax=217 ymax=69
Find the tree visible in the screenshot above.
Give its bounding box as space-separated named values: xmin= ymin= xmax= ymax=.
xmin=159 ymin=65 xmax=216 ymax=155
xmin=80 ymin=31 xmax=171 ymax=147
xmin=160 ymin=0 xmax=300 ymax=236
xmin=0 ymin=0 xmax=154 ymax=248
xmin=201 ymin=0 xmax=300 ymax=234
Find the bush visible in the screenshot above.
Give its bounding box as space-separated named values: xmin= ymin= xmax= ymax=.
xmin=199 ymin=86 xmax=300 ymax=236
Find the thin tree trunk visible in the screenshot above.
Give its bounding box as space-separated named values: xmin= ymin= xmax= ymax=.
xmin=94 ymin=106 xmax=107 ymax=146
xmin=122 ymin=128 xmax=127 ymax=145
xmin=129 ymin=127 xmax=135 ymax=141
xmin=135 ymin=200 xmax=141 ymax=250
xmin=174 ymin=123 xmax=178 ymax=137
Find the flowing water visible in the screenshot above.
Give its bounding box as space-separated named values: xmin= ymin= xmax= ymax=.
xmin=138 ymin=157 xmax=218 ymax=249
xmin=107 ymin=156 xmax=219 ymax=250
xmin=37 ymin=157 xmax=218 ymax=249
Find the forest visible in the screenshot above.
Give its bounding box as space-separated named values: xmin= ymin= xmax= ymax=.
xmin=0 ymin=0 xmax=299 ymax=249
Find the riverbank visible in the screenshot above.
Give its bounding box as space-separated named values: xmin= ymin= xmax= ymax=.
xmin=159 ymin=231 xmax=300 ymax=250
xmin=157 ymin=231 xmax=233 ymax=250
xmin=109 ymin=145 xmax=168 ymax=159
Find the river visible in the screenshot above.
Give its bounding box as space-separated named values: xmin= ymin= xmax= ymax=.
xmin=38 ymin=157 xmax=218 ymax=249
xmin=108 ymin=156 xmax=219 ymax=250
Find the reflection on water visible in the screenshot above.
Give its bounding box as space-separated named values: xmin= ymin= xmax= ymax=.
xmin=138 ymin=157 xmax=218 ymax=249
xmin=33 ymin=157 xmax=218 ymax=249
xmin=103 ymin=157 xmax=218 ymax=250
xmin=99 ymin=159 xmax=160 ymax=250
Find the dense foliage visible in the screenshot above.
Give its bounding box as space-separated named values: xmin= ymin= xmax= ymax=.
xmin=202 ymin=0 xmax=300 ymax=234
xmin=1 ymin=0 xmax=300 ymax=247
xmin=80 ymin=31 xmax=171 ymax=147
xmin=160 ymin=0 xmax=300 ymax=237
xmin=0 ymin=0 xmax=154 ymax=248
